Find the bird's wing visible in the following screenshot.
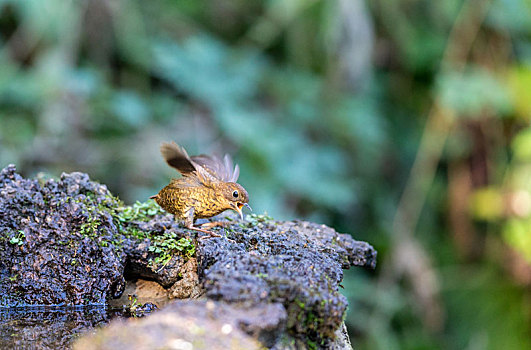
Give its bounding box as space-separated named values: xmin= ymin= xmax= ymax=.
xmin=191 ymin=153 xmax=240 ymax=182
xmin=168 ymin=176 xmax=201 ymax=188
xmin=160 ymin=142 xmax=195 ymax=174
xmin=160 ymin=142 xmax=219 ymax=186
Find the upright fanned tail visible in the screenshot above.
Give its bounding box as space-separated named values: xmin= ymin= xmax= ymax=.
xmin=191 ymin=154 xmax=240 ymax=182
xmin=160 ymin=142 xmax=240 ymax=184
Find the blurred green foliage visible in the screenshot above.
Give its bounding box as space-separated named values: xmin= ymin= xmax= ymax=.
xmin=1 ymin=0 xmax=531 ymax=349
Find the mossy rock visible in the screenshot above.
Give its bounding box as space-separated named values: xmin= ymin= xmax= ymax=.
xmin=0 ymin=164 xmax=377 ymax=349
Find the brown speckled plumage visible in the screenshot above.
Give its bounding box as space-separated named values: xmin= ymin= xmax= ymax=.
xmin=151 ymin=142 xmax=250 ymax=238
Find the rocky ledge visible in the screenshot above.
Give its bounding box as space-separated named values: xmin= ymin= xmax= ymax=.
xmin=0 ymin=164 xmax=376 ymax=349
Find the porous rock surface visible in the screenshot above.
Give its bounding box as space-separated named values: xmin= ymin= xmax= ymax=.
xmin=74 ymin=300 xmax=274 ymax=350
xmin=200 ymin=218 xmax=376 ymax=344
xmin=0 ymin=164 xmax=126 ymax=306
xmin=0 ymin=165 xmax=376 ymax=349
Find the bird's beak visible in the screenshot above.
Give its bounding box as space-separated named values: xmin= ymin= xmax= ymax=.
xmin=235 ymin=202 xmax=252 ymax=220
xmin=235 ymin=203 xmax=244 ymax=220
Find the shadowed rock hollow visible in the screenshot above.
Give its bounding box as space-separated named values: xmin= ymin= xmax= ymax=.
xmin=0 ymin=165 xmax=376 ymax=349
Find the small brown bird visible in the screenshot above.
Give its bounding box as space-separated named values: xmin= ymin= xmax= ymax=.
xmin=150 ymin=142 xmax=250 ymax=238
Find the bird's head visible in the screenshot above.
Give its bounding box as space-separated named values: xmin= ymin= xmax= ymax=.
xmin=218 ymin=182 xmax=251 ymax=220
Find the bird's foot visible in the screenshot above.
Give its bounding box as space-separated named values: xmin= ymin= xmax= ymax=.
xmin=199 ymin=231 xmax=223 ymax=240
xmin=200 ymin=221 xmax=229 ymax=230
xmin=186 ymin=222 xmax=236 ymax=241
xmin=186 ymin=225 xmax=222 ymax=239
xmin=200 ymin=222 xmax=236 ymax=242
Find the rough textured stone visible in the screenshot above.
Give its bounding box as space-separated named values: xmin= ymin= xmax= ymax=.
xmin=74 ymin=300 xmax=263 ymax=350
xmin=0 ymin=165 xmax=126 ymax=306
xmin=198 ymin=215 xmax=376 ymax=344
xmin=0 ymin=165 xmax=377 ymax=349
xmin=123 ymin=225 xmax=187 ymax=288
xmin=169 ymin=258 xmax=202 ymax=299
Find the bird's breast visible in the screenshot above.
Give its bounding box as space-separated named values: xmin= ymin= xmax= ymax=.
xmin=155 ymin=184 xmax=227 ymax=219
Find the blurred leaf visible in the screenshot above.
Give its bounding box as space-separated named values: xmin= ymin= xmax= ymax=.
xmin=332 ymin=96 xmax=387 ymax=173
xmin=246 ymin=0 xmax=319 ymax=46
xmin=111 ymin=90 xmax=150 ymax=128
xmin=65 ymin=68 xmax=100 ymax=98
xmin=443 ymin=266 xmax=531 ymax=350
xmin=507 ymin=164 xmax=531 ymax=196
xmin=14 ymin=0 xmax=81 ymax=43
xmin=437 ymin=67 xmax=511 ymax=117
xmin=470 ymin=187 xmax=505 ymax=221
xmin=152 ymin=36 xmax=264 ymax=106
xmin=512 ymin=127 xmax=531 ymax=161
xmin=486 ymin=0 xmax=531 ymax=33
xmin=114 ymin=1 xmax=151 ymax=67
xmin=507 ymin=64 xmax=531 ymax=121
xmin=264 ymin=68 xmax=322 ymax=124
xmin=0 ymin=115 xmax=35 ymax=144
xmin=503 ymin=218 xmax=531 ymax=262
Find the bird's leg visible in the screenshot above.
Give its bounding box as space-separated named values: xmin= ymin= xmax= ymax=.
xmin=188 ymin=225 xmax=221 ymax=238
xmin=183 ymin=208 xmax=221 ymax=239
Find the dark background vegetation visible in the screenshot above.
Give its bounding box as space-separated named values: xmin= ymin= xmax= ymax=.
xmin=1 ymin=0 xmax=531 ymax=348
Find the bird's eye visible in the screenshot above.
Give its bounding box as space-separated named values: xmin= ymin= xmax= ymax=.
xmin=232 ymin=190 xmax=239 ymax=198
